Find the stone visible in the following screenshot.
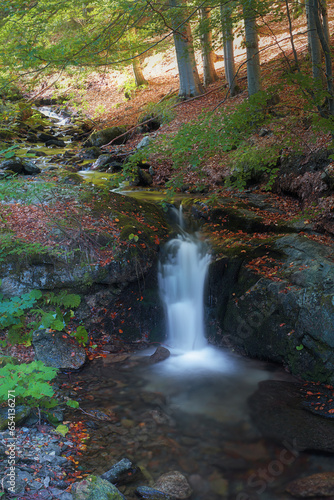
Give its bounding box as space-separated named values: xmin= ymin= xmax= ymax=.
xmin=91 ymin=154 xmax=115 ymax=171
xmin=22 ymin=160 xmax=41 ymax=174
xmin=136 ymin=136 xmax=151 ymax=149
xmin=85 ymin=126 xmax=128 ymax=147
xmin=0 ymin=405 xmax=31 ymax=431
xmin=154 ymin=471 xmax=192 ymax=499
xmin=71 ymin=475 xmax=126 ymax=499
xmin=45 ymin=139 xmax=66 ymax=147
xmin=286 ymin=471 xmax=334 ymax=497
xmin=149 ymin=346 xmax=170 ymax=364
xmin=0 ymin=157 xmax=23 ymax=174
xmin=135 ymin=485 xmax=172 ymax=499
xmin=32 ymin=330 xmax=86 ymax=369
xmin=101 ymin=457 xmax=140 ymax=485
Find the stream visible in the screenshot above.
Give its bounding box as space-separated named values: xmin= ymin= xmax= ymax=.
xmin=10 ymin=105 xmax=334 ymax=499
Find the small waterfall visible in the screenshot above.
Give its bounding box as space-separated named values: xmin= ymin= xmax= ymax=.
xmin=158 ymin=232 xmax=211 ymax=352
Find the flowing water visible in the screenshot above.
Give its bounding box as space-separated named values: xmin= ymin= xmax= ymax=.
xmin=63 ymin=222 xmax=334 ymax=499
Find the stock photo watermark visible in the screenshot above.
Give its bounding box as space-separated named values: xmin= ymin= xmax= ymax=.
xmin=5 ymin=390 xmax=16 ymax=495
xmin=236 ymin=439 xmax=299 ymax=499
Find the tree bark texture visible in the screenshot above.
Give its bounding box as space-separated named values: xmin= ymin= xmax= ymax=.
xmin=242 ymin=0 xmax=262 ymax=96
xmin=170 ymin=0 xmax=203 ymax=99
xmin=220 ymin=1 xmax=238 ymax=96
xmin=200 ymin=7 xmax=218 ymax=86
xmin=306 ymin=0 xmax=323 ymax=82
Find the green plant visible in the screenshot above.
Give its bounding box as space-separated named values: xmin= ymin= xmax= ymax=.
xmin=0 ymin=360 xmax=80 ymax=411
xmin=0 ymin=361 xmax=58 ymax=408
xmin=0 ymin=287 xmax=87 ymax=345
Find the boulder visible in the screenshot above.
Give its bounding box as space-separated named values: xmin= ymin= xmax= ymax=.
xmin=22 ymin=160 xmax=41 ymax=175
xmin=85 ymin=126 xmax=128 ymax=147
xmin=153 ymin=471 xmax=192 ymax=499
xmin=286 ymin=471 xmax=334 ymax=497
xmin=32 ymin=330 xmax=86 ymax=369
xmin=0 ymin=405 xmax=31 ymax=431
xmin=71 ymin=475 xmax=126 ymax=500
xmin=91 ymin=154 xmax=115 ymax=171
xmin=149 ymin=346 xmax=170 ymax=364
xmin=220 ymin=234 xmax=334 ymax=383
xmin=0 ymin=157 xmax=23 ymax=174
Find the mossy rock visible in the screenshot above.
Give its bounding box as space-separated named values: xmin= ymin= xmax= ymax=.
xmin=85 ymin=126 xmax=128 ymax=147
xmin=72 ymin=475 xmax=126 ymax=499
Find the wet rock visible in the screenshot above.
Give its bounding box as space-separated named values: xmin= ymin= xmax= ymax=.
xmin=38 ymin=132 xmax=55 ymax=142
xmin=154 ymin=471 xmax=192 ymax=499
xmin=0 ymin=157 xmax=23 ymax=174
xmin=22 ymin=159 xmax=41 ymax=175
xmin=72 ymin=475 xmax=126 ymax=499
xmin=101 ymin=457 xmax=141 ymax=485
xmin=80 ymin=147 xmax=101 ymax=159
xmin=45 ymin=139 xmax=66 ymax=147
xmin=221 ymin=234 xmax=334 ymax=384
xmin=130 ymin=167 xmax=153 ymax=187
xmin=135 ymin=485 xmax=172 ymax=499
xmin=248 ymin=380 xmax=334 ymax=452
xmin=91 ymin=154 xmax=115 ymax=171
xmin=0 ymin=405 xmax=31 ymax=431
xmin=149 ymin=346 xmax=170 ymax=364
xmin=32 ymin=329 xmax=86 ymax=369
xmin=85 ymin=126 xmax=128 ymax=147
xmin=286 ymin=471 xmax=334 ymax=497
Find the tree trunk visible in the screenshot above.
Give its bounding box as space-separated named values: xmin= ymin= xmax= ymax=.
xmin=312 ymin=0 xmax=334 ymax=114
xmin=200 ymin=7 xmax=218 ymax=86
xmin=305 ymin=0 xmax=323 ymax=82
xmin=132 ymin=57 xmax=148 ymax=87
xmin=170 ymin=0 xmax=203 ymax=99
xmin=220 ymin=1 xmax=238 ymax=96
xmin=242 ymin=0 xmax=262 ymax=96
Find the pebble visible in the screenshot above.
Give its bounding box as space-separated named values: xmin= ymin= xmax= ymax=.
xmin=0 ymin=426 xmax=75 ymax=499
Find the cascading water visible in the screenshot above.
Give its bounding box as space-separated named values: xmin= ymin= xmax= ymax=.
xmin=158 ymin=234 xmax=210 ymax=352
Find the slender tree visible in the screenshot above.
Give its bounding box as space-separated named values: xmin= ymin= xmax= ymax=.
xmin=199 ymin=7 xmax=218 ymax=86
xmin=169 ymin=0 xmax=203 ymax=98
xmin=242 ymin=0 xmax=262 ymax=96
xmin=220 ymin=1 xmax=238 ymax=96
xmin=305 ymin=0 xmax=323 ymax=82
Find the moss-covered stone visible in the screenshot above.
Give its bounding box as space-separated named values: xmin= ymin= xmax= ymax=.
xmin=72 ymin=475 xmax=125 ymax=499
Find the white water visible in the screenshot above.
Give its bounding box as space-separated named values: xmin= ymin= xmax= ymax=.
xmin=158 ymin=234 xmax=211 ymax=352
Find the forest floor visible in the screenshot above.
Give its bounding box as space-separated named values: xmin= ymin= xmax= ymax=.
xmin=29 ymin=5 xmax=334 ymax=198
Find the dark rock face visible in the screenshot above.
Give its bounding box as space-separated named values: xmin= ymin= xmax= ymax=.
xmin=218 ymin=234 xmax=334 ymax=383
xmin=32 ymin=330 xmax=86 ymax=369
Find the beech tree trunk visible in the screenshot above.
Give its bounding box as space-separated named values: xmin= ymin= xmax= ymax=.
xmin=132 ymin=57 xmax=148 ymax=87
xmin=220 ymin=1 xmax=237 ymax=96
xmin=306 ymin=0 xmax=323 ymax=82
xmin=200 ymin=7 xmax=218 ymax=86
xmin=311 ymin=0 xmax=334 ymax=114
xmin=170 ymin=0 xmax=203 ymax=99
xmin=242 ymin=0 xmax=262 ymax=96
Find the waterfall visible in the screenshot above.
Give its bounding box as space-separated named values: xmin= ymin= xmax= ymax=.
xmin=158 ymin=233 xmax=211 ymax=352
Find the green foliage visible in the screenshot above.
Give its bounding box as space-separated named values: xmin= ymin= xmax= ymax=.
xmin=0 ymin=361 xmax=58 ymax=408
xmin=139 ymin=95 xmax=178 ymax=127
xmin=0 ymin=287 xmax=87 ymax=345
xmin=227 ymin=142 xmax=280 ymax=190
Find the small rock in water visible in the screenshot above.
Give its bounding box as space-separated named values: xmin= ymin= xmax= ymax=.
xmin=72 ymin=475 xmax=125 ymax=499
xmin=149 ymin=346 xmax=170 ymax=364
xmin=135 ymin=485 xmax=172 ymax=499
xmin=154 ymin=471 xmax=192 ymax=499
xmin=286 ymin=471 xmax=334 ymax=497
xmin=101 ymin=457 xmax=141 ymax=485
